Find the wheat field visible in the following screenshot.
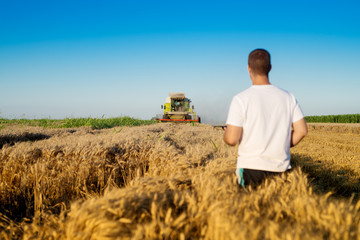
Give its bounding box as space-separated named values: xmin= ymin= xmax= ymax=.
xmin=1 ymin=123 xmax=360 ymax=239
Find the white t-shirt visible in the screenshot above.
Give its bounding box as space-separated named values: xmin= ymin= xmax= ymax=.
xmin=226 ymin=85 xmax=304 ymax=172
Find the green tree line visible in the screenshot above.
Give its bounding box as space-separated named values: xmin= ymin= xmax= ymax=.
xmin=305 ymin=114 xmax=360 ymax=123
xmin=0 ymin=117 xmax=156 ymax=129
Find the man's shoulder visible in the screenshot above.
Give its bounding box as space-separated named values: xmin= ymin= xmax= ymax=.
xmin=270 ymin=85 xmax=296 ymax=98
xmin=233 ymin=87 xmax=254 ymax=98
xmin=274 ymin=85 xmax=288 ymax=92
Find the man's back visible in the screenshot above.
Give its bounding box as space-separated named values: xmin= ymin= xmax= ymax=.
xmin=227 ymin=85 xmax=304 ymax=172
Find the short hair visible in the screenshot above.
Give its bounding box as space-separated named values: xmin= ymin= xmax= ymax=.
xmin=248 ymin=49 xmax=271 ymax=76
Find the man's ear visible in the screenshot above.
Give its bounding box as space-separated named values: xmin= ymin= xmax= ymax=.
xmin=247 ymin=65 xmax=252 ymax=74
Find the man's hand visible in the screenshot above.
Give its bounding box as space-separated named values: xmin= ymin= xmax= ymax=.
xmin=223 ymin=124 xmax=243 ymax=146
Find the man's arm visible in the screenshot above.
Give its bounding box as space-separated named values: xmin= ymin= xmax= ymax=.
xmin=291 ymin=118 xmax=308 ymax=147
xmin=224 ymin=124 xmax=243 ymax=146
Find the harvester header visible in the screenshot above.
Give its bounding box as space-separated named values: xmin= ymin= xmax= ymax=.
xmin=156 ymin=93 xmax=200 ymax=123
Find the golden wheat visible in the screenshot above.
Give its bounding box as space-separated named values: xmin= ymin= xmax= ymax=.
xmin=1 ymin=123 xmax=359 ymax=239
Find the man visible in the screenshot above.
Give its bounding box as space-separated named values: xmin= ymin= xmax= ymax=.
xmin=224 ymin=49 xmax=308 ymax=188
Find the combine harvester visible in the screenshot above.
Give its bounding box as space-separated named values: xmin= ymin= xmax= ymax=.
xmin=156 ymin=93 xmax=201 ymax=123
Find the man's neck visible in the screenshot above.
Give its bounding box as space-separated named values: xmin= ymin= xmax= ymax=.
xmin=251 ymin=75 xmax=270 ymax=85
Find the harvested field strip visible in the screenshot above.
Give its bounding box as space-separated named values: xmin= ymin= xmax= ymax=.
xmin=1 ymin=123 xmax=360 ymax=239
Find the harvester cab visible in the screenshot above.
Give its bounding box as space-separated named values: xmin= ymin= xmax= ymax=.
xmin=157 ymin=93 xmax=200 ymax=123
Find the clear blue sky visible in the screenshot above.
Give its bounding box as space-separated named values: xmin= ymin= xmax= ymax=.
xmin=1 ymin=0 xmax=359 ymax=124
